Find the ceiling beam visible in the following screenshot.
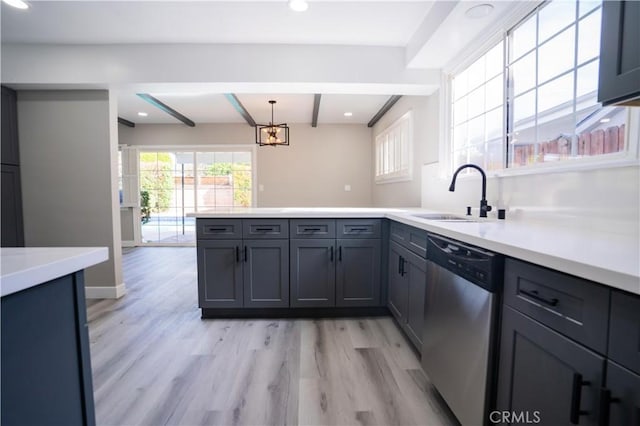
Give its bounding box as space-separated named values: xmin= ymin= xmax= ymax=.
xmin=367 ymin=95 xmax=402 ymax=128
xmin=117 ymin=117 xmax=135 ymax=128
xmin=311 ymin=94 xmax=321 ymax=128
xmin=224 ymin=93 xmax=256 ymax=127
xmin=136 ymin=93 xmax=195 ymax=127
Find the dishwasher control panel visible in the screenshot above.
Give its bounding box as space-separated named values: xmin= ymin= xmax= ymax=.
xmin=427 ymin=233 xmax=504 ymax=292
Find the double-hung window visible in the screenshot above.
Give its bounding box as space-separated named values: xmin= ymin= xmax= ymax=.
xmin=449 ymin=0 xmax=629 ymax=174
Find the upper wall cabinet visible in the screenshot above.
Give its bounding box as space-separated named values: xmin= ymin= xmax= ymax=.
xmin=598 ymin=0 xmax=640 ymax=106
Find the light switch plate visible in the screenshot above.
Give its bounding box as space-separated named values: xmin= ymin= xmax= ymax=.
xmin=344 ymin=184 xmax=351 ymax=191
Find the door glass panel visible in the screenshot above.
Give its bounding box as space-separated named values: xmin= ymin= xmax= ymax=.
xmin=139 ymin=149 xmax=252 ymax=245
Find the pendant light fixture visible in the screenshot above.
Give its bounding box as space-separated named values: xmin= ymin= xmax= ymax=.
xmin=256 ymin=100 xmax=290 ymax=147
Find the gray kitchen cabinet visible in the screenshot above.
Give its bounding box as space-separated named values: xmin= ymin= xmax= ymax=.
xmin=607 ymin=291 xmax=640 ymax=375
xmin=1 ymin=86 xmax=20 ymax=166
xmin=598 ymin=0 xmax=640 ymax=106
xmin=388 ymin=238 xmax=427 ymax=350
xmin=497 ymin=305 xmax=604 ymax=426
xmin=290 ymin=219 xmax=382 ymax=308
xmin=197 ymin=219 xmax=290 ymax=310
xmin=336 ymin=238 xmax=381 ymax=307
xmin=1 ymin=165 xmax=24 ymax=247
xmin=1 ymin=271 xmax=96 ymax=426
xmin=290 ymin=238 xmax=336 ymax=307
xmin=1 ymin=86 xmax=24 ymax=247
xmin=599 ymin=291 xmax=640 ymax=426
xmin=602 ymin=361 xmax=640 ymax=426
xmin=243 ymin=239 xmax=289 ymax=308
xmin=388 ymin=241 xmax=407 ymax=321
xmin=496 ymin=259 xmax=640 ymax=426
xmin=197 ymin=239 xmax=244 ymax=308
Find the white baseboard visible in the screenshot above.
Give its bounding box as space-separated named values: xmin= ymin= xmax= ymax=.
xmin=121 ymin=240 xmax=136 ymax=247
xmin=85 ymin=282 xmax=127 ymax=299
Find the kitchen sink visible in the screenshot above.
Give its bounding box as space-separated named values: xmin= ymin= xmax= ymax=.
xmin=411 ymin=213 xmax=477 ymax=222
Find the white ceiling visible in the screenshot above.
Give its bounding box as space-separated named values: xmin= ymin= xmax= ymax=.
xmin=1 ymin=0 xmax=523 ymax=126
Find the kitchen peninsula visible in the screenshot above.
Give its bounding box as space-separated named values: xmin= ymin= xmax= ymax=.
xmin=1 ymin=247 xmax=108 ymax=426
xmin=192 ymin=207 xmax=639 ymax=309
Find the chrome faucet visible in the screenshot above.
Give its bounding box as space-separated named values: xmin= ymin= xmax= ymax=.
xmin=449 ymin=164 xmax=492 ymax=218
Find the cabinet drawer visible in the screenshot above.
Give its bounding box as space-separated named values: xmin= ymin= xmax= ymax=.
xmin=290 ymin=219 xmax=335 ymax=239
xmin=242 ymin=219 xmax=289 ymax=239
xmin=196 ymin=219 xmax=242 ymax=239
xmin=389 ymin=221 xmax=427 ymax=258
xmin=609 ymin=291 xmax=640 ymax=375
xmin=337 ymin=219 xmax=381 ymax=239
xmin=504 ymin=258 xmax=610 ymax=353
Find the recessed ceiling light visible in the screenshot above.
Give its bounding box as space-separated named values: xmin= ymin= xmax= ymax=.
xmin=600 ymin=118 xmax=611 ymax=123
xmin=288 ymin=0 xmax=308 ymax=12
xmin=344 ymin=112 xmax=353 ymax=117
xmin=465 ymin=4 xmax=494 ymax=19
xmin=138 ymin=112 xmax=148 ymax=117
xmin=2 ymin=0 xmax=29 ymax=9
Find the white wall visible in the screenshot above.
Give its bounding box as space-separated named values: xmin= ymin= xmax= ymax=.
xmin=119 ymin=123 xmax=374 ymax=207
xmin=372 ymin=93 xmax=439 ymax=207
xmin=17 ymin=90 xmax=124 ymax=297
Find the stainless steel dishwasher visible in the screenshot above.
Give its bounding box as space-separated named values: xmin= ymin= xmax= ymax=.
xmin=421 ymin=233 xmax=503 ymax=426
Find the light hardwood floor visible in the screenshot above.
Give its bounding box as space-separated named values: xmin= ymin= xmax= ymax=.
xmin=88 ymin=247 xmax=459 ymax=426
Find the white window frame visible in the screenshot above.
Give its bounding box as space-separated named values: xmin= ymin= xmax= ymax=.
xmin=441 ymin=0 xmax=640 ymax=179
xmin=374 ymin=111 xmax=413 ymax=184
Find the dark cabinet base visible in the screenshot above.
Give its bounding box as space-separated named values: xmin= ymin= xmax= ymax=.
xmin=201 ymin=306 xmax=389 ymax=319
xmin=1 ymin=272 xmax=96 ymax=426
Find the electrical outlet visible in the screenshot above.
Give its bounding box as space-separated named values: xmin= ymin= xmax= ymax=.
xmin=344 ymin=184 xmax=351 ymax=191
xmin=259 ymin=184 xmax=264 ymax=192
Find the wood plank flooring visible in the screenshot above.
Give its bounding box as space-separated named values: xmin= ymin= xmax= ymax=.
xmin=88 ymin=247 xmax=459 ymax=426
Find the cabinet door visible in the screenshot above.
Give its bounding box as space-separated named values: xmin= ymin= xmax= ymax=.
xmin=290 ymin=239 xmax=335 ymax=307
xmin=608 ymin=291 xmax=640 ymax=375
xmin=1 ymin=86 xmax=20 ymax=166
xmin=336 ymin=239 xmax=381 ymax=307
xmin=243 ymin=239 xmax=289 ymax=308
xmin=404 ymin=250 xmax=427 ymax=349
xmin=1 ymin=164 xmax=24 ymax=247
xmin=388 ymin=241 xmax=408 ymax=322
xmin=497 ymin=306 xmax=604 ymax=426
xmin=598 ymin=0 xmax=640 ymax=106
xmin=603 ymin=362 xmax=640 ymax=426
xmin=197 ymin=240 xmax=243 ymax=308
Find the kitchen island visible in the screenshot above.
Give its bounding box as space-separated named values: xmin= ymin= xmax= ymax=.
xmin=1 ymin=247 xmax=108 ymax=426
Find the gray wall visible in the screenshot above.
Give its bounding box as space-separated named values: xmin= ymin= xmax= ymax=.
xmin=17 ymin=90 xmax=123 ymax=292
xmin=119 ymin=122 xmax=374 ymax=207
xmin=372 ymin=94 xmax=439 ymax=207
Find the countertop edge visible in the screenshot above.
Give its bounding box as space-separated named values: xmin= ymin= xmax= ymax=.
xmin=1 ymin=247 xmax=110 ymax=297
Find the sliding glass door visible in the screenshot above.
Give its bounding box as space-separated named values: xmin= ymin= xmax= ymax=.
xmin=138 ymin=149 xmax=254 ymax=245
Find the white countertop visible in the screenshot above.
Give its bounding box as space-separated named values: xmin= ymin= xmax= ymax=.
xmin=189 ymin=207 xmax=408 ymax=218
xmin=1 ymin=247 xmax=109 ymax=297
xmin=193 ymin=208 xmax=640 ymax=295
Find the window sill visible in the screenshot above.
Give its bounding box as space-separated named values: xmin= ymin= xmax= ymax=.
xmin=375 ymin=174 xmax=413 ymax=185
